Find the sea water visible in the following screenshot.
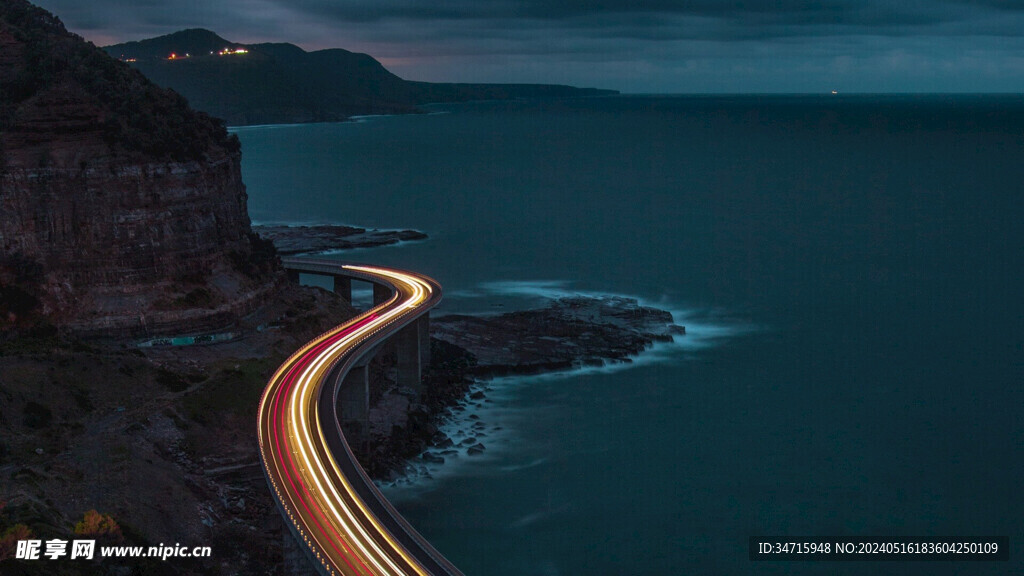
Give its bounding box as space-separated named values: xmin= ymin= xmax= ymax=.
xmin=234 ymin=95 xmax=1023 ymax=575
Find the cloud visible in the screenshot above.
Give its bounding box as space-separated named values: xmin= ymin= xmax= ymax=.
xmin=260 ymin=0 xmax=1010 ymax=36
xmin=28 ymin=0 xmax=1024 ymax=92
xmin=244 ymin=0 xmax=1024 ymax=59
xmin=33 ymin=0 xmax=297 ymax=42
xmin=37 ymin=0 xmax=1023 ymax=43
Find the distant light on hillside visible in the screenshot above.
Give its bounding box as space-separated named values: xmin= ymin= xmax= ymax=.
xmin=218 ymin=47 xmax=248 ymax=56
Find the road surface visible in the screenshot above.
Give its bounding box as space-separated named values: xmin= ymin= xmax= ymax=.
xmin=258 ymin=262 xmax=461 ymax=576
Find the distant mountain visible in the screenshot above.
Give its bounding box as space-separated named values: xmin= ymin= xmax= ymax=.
xmin=104 ymin=29 xmax=618 ymax=125
xmin=105 ymin=28 xmax=244 ymax=61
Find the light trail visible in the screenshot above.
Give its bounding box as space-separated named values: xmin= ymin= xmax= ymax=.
xmin=258 ymin=261 xmax=460 ymax=576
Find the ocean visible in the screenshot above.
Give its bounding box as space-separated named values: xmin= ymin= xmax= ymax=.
xmin=233 ymin=95 xmax=1023 ymax=575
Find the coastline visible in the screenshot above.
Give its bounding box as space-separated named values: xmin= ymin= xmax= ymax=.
xmin=252 ymin=223 xmax=428 ymax=255
xmin=231 ymin=95 xmax=1024 ymax=576
xmin=359 ymin=294 xmax=691 ymax=483
xmin=259 ymin=231 xmax=742 ymax=487
xmin=378 ymin=338 xmax=691 ymax=495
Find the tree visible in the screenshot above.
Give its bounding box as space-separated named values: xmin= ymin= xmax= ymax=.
xmin=73 ymin=510 xmax=123 ymax=543
xmin=0 ymin=524 xmax=33 ymax=560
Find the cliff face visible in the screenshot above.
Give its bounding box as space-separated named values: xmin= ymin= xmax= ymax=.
xmin=0 ymin=1 xmax=278 ymax=336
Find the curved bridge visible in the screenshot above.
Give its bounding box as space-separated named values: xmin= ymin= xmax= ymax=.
xmin=257 ymin=259 xmax=462 ymax=576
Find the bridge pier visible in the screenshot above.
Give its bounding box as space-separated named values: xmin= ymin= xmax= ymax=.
xmin=282 ymin=529 xmax=317 ymax=576
xmin=281 ymin=259 xmax=432 ymax=414
xmin=419 ymin=313 xmax=431 ymax=367
xmin=338 ymin=363 xmax=370 ymax=449
xmin=333 ymin=275 xmax=352 ymax=302
xmin=373 ymin=283 xmax=392 ymax=306
xmin=395 ymin=315 xmax=430 ymax=395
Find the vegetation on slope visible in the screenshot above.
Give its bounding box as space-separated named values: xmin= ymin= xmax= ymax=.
xmin=0 ymin=1 xmax=237 ymax=161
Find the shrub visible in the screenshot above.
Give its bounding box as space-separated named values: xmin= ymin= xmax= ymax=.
xmin=73 ymin=510 xmax=123 ymax=543
xmin=0 ymin=524 xmax=33 ymax=561
xmin=0 ymin=0 xmax=238 ymax=162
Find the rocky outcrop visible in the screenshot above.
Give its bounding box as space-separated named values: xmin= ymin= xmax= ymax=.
xmin=361 ymin=296 xmax=685 ymax=478
xmin=432 ymin=296 xmax=685 ymax=376
xmin=0 ymin=1 xmax=278 ymax=337
xmin=253 ymin=224 xmax=427 ymax=256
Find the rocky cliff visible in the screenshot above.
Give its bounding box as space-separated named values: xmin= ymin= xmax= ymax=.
xmin=0 ymin=0 xmax=278 ymax=337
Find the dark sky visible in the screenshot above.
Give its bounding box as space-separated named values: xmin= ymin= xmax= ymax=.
xmin=33 ymin=0 xmax=1024 ymax=93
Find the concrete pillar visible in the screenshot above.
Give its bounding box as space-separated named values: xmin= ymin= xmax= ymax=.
xmin=338 ymin=364 xmax=369 ymax=445
xmin=395 ymin=321 xmax=422 ymax=396
xmin=372 ymin=283 xmax=392 ymax=306
xmin=286 ymin=269 xmax=300 ymax=283
xmin=333 ymin=275 xmax=352 ymax=302
xmin=418 ymin=314 xmax=431 ymax=368
xmin=282 ymin=530 xmax=317 ymax=576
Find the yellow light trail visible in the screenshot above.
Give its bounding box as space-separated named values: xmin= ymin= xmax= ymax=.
xmin=257 ymin=261 xmax=460 ymax=576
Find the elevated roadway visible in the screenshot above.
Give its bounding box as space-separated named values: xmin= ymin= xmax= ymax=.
xmin=258 ymin=260 xmax=461 ymax=576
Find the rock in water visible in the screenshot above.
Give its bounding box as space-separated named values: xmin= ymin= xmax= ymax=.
xmin=252 ymin=224 xmax=427 ymax=255
xmin=0 ymin=0 xmax=279 ymax=337
xmin=431 ymin=296 xmax=686 ymax=375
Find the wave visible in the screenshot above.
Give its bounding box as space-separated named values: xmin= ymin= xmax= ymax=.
xmin=378 ymin=279 xmax=757 ymax=495
xmin=377 ymin=381 xmax=519 ymax=500
xmin=227 ymin=122 xmax=315 ymax=132
xmin=500 ymin=458 xmax=548 ymax=473
xmin=348 ymin=114 xmax=399 ymax=122
xmin=449 ymin=278 xmax=759 ymax=351
xmin=307 ymin=241 xmax=424 ymax=257
xmin=250 ymin=219 xmax=380 ymax=228
xmin=380 ymin=341 xmax=740 ymax=497
xmin=509 ymin=504 xmax=569 ymax=529
xmin=446 ymin=279 xmax=572 ymax=301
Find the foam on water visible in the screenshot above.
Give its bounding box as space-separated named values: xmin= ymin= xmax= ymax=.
xmin=349 ymin=114 xmax=399 ymax=122
xmin=449 ymin=278 xmax=758 ymax=350
xmin=228 ymin=122 xmax=318 ymax=132
xmin=378 ymin=280 xmax=755 ymax=498
xmin=246 ymin=220 xmax=427 ymax=255
xmin=250 ymin=218 xmax=363 ymax=227
xmin=377 ymin=379 xmax=521 ymax=499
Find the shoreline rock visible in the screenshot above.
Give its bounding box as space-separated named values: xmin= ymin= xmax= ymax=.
xmin=253 ymin=224 xmax=427 ymax=255
xmin=362 ymin=295 xmax=684 ymax=480
xmin=432 ymin=296 xmax=685 ymax=378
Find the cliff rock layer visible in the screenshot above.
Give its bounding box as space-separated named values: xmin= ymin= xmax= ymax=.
xmin=0 ymin=0 xmax=278 ymax=337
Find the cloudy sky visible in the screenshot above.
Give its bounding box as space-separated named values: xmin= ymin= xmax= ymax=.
xmin=33 ymin=0 xmax=1024 ymax=93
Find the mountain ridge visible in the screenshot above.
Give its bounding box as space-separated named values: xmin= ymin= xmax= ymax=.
xmin=104 ymin=29 xmax=618 ymax=125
